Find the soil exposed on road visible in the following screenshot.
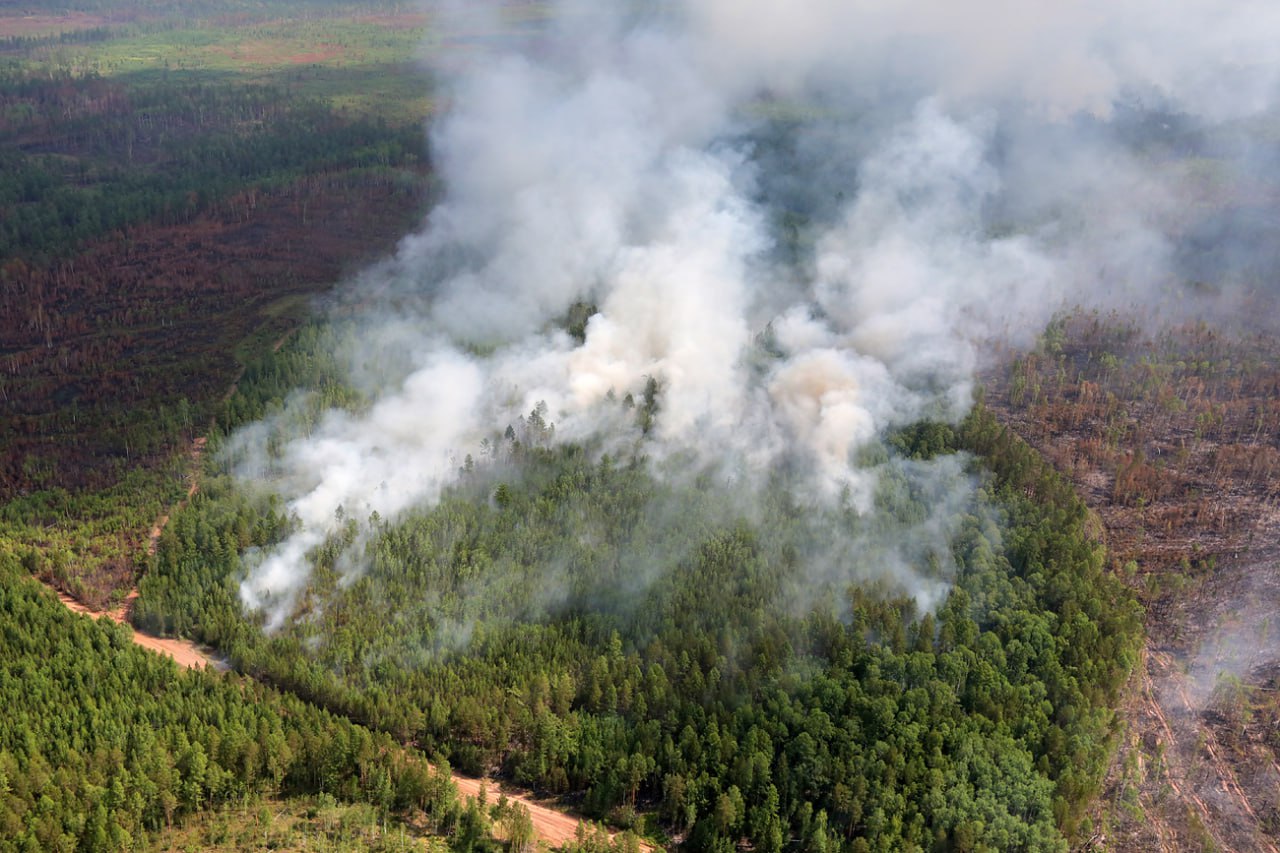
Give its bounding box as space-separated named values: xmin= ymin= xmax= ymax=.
xmin=50 ymin=583 xmax=646 ymax=849
xmin=451 ymin=775 xmax=652 ymax=851
xmin=47 ymin=425 xmax=652 ymax=849
xmin=53 ymin=586 xmax=221 ymax=670
xmin=44 ymin=434 xmax=222 ymax=669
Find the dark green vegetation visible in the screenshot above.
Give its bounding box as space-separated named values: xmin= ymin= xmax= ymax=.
xmin=2 ymin=5 xmax=1148 ymax=851
xmin=0 ymin=549 xmax=463 ymax=852
xmin=0 ymin=83 xmax=423 ymax=262
xmin=1 ymin=0 xmax=430 ymax=265
xmin=0 ymin=0 xmax=432 ymax=605
xmin=131 ymin=322 xmax=1143 ymax=851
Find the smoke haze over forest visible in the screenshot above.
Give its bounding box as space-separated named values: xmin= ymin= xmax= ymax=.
xmin=233 ymin=0 xmax=1280 ymax=630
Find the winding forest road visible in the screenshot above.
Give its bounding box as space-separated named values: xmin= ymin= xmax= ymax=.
xmin=47 ymin=435 xmax=222 ymax=669
xmin=47 ymin=431 xmax=651 ymax=850
xmin=53 ymin=587 xmax=220 ymax=670
xmin=49 ymin=581 xmax=638 ymax=851
xmin=52 ymin=581 xmax=645 ymax=849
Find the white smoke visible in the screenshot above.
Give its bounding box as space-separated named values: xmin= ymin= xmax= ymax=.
xmin=689 ymin=0 xmax=1280 ymax=120
xmin=235 ymin=0 xmax=1280 ymax=628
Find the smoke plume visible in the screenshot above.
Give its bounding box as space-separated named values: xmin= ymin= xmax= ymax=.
xmin=234 ymin=0 xmax=1280 ymax=630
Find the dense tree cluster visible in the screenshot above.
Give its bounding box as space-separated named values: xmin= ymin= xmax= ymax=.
xmin=0 ymin=550 xmax=461 ymax=852
xmin=134 ymin=326 xmax=1142 ymax=851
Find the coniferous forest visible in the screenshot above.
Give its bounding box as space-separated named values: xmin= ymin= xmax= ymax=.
xmin=0 ymin=548 xmax=463 ymax=850
xmin=129 ymin=322 xmax=1143 ymax=852
xmin=5 ymin=1 xmax=1280 ymax=852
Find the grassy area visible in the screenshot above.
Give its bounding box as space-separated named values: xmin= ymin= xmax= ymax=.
xmin=147 ymin=794 xmax=449 ymax=853
xmin=0 ymin=2 xmax=556 ymax=121
xmin=7 ymin=16 xmax=432 ymax=120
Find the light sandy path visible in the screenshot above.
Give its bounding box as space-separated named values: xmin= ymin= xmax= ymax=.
xmin=453 ymin=776 xmax=585 ymax=847
xmin=51 ymin=585 xmax=653 ymax=849
xmin=52 ymin=430 xmax=656 ymax=849
xmin=147 ymin=436 xmax=206 ymax=555
xmin=450 ymin=773 xmax=655 ymax=845
xmin=448 ymin=775 xmax=655 ymax=850
xmin=53 ymin=587 xmax=218 ymax=670
xmin=45 ymin=433 xmax=217 ymax=670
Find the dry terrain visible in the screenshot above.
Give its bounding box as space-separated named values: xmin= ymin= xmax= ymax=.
xmin=986 ymin=314 xmax=1280 ymax=851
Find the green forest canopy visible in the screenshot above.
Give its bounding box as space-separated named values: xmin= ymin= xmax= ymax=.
xmin=133 ymin=322 xmax=1143 ymax=852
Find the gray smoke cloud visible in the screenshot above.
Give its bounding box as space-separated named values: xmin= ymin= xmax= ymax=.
xmin=234 ymin=0 xmax=1280 ymax=630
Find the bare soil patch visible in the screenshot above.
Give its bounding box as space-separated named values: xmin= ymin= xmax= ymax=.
xmin=54 ymin=585 xmax=220 ymax=670
xmin=450 ymin=775 xmax=646 ymax=850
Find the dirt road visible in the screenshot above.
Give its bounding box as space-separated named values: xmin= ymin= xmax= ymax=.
xmin=51 ymin=585 xmax=651 ymax=849
xmin=452 ymin=776 xmax=578 ymax=841
xmin=450 ymin=775 xmax=650 ymax=850
xmin=53 ymin=587 xmax=219 ymax=670
xmin=49 ymin=428 xmax=654 ymax=849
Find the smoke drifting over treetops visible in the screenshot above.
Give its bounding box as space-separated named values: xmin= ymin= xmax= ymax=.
xmin=234 ymin=0 xmax=1280 ymax=630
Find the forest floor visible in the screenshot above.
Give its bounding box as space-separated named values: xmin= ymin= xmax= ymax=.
xmin=0 ymin=174 xmax=429 ymax=501
xmin=46 ymin=433 xmax=224 ymax=670
xmin=985 ymin=316 xmax=1280 ymax=851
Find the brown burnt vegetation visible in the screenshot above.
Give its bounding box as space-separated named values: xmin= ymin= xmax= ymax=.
xmin=0 ymin=169 xmax=427 ymax=609
xmin=1 ymin=173 xmax=427 ymax=497
xmin=985 ymin=310 xmax=1280 ymax=851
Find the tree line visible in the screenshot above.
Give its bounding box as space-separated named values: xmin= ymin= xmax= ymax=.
xmin=0 ymin=73 xmax=424 ymax=262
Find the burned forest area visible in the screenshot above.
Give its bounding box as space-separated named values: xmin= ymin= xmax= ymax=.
xmin=988 ymin=313 xmax=1280 ymax=851
xmin=4 ymin=1 xmax=1280 ymax=853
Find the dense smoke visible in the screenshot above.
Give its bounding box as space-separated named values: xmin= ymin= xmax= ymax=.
xmin=234 ymin=0 xmax=1280 ymax=630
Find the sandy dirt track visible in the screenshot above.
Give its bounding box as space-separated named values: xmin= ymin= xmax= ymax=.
xmin=48 ymin=431 xmax=654 ymax=849
xmin=453 ymin=775 xmax=589 ymax=848
xmin=451 ymin=774 xmax=654 ymax=850
xmin=54 ymin=587 xmax=219 ymax=670
xmin=51 ymin=586 xmax=652 ymax=849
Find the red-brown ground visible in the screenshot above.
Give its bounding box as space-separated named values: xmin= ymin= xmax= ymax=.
xmin=986 ymin=314 xmax=1280 ymax=851
xmin=54 ymin=585 xmax=219 ymax=670
xmin=2 ymin=172 xmax=428 ymax=605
